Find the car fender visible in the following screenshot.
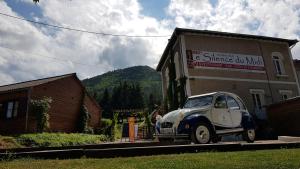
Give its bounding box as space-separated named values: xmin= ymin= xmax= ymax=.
xmin=241 ymin=113 xmax=255 ymax=130
xmin=177 ymin=113 xmax=215 ymax=135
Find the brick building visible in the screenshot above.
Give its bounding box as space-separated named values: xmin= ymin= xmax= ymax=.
xmin=0 ymin=73 xmax=101 ymax=134
xmin=157 ymin=28 xmax=299 ymax=120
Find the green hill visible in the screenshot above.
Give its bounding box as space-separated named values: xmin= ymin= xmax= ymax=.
xmin=82 ymin=66 xmax=162 ymax=104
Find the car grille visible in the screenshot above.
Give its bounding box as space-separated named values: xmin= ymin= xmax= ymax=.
xmin=161 ymin=122 xmax=173 ymax=128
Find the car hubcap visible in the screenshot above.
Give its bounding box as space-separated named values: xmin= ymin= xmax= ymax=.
xmin=196 ymin=125 xmax=210 ymax=143
xmin=247 ymin=129 xmax=255 ymax=141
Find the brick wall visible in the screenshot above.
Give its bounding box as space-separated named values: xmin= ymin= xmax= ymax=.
xmin=30 ymin=76 xmax=84 ymax=133
xmin=83 ymin=94 xmax=101 ymax=128
xmin=0 ymin=90 xmax=29 ymax=134
xmin=0 ymin=75 xmax=101 ymax=134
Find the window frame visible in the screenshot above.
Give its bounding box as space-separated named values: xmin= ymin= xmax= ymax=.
xmin=3 ymin=100 xmax=19 ymax=119
xmin=250 ymin=89 xmax=265 ymax=111
xmin=272 ymin=52 xmax=286 ymax=76
xmin=226 ymin=96 xmax=240 ymax=110
xmin=214 ymin=95 xmax=227 ymax=109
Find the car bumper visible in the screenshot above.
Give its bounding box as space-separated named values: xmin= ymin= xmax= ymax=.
xmin=155 ymin=127 xmax=189 ymax=139
xmin=155 ymin=133 xmax=189 ymax=139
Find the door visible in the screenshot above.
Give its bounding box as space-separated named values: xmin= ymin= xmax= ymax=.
xmin=211 ymin=95 xmax=232 ymax=127
xmin=251 ymin=90 xmax=266 ymax=119
xmin=227 ymin=96 xmax=242 ymax=127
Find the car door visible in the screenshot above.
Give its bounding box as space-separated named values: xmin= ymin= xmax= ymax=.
xmin=227 ymin=95 xmax=242 ymax=127
xmin=211 ymin=95 xmax=232 ymax=127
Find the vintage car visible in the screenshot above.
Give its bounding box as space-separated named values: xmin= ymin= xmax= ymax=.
xmin=156 ymin=92 xmax=256 ymax=144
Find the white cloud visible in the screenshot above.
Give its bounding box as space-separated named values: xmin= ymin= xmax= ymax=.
xmin=167 ymin=0 xmax=300 ymax=57
xmin=0 ymin=0 xmax=171 ymax=85
xmin=1 ymin=0 xmax=300 ymax=86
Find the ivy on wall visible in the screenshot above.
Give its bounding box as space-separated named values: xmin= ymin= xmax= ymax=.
xmin=30 ymin=97 xmax=52 ymax=133
xmin=166 ymin=52 xmax=188 ymax=111
xmin=167 ymin=54 xmax=179 ymax=111
xmin=77 ymin=105 xmax=91 ymax=133
xmin=179 ymin=76 xmax=187 ymax=107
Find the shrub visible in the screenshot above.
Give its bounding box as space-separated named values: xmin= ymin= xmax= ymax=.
xmin=16 ymin=133 xmax=109 ymax=147
xmin=110 ymin=113 xmax=120 ymax=141
xmin=77 ymin=105 xmax=91 ymax=133
xmin=30 ymin=97 xmax=52 ymax=132
xmin=95 ymin=119 xmax=112 ymax=135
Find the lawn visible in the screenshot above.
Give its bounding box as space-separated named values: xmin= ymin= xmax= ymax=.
xmin=0 ymin=148 xmax=300 ymax=169
xmin=0 ymin=133 xmax=109 ymax=149
xmin=16 ymin=133 xmax=109 ymax=147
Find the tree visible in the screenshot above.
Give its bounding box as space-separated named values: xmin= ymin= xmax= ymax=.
xmin=132 ymin=83 xmax=144 ymax=109
xmin=148 ymin=93 xmax=155 ymax=112
xmin=100 ymin=88 xmax=112 ymax=118
xmin=109 ymin=82 xmax=145 ymax=113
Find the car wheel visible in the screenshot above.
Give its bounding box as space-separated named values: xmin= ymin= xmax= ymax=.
xmin=192 ymin=122 xmax=212 ymax=144
xmin=242 ymin=129 xmax=255 ymax=143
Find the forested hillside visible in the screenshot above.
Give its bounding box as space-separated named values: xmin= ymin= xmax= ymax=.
xmin=82 ymin=66 xmax=162 ymax=117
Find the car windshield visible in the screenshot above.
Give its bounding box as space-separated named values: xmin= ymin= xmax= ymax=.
xmin=183 ymin=95 xmax=213 ymax=108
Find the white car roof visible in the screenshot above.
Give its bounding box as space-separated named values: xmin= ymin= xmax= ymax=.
xmin=188 ymin=91 xmax=237 ymax=99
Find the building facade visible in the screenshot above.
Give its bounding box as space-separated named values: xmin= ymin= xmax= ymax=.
xmin=0 ymin=73 xmax=101 ymax=134
xmin=157 ymin=28 xmax=299 ymax=119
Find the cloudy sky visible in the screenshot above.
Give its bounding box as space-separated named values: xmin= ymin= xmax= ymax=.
xmin=0 ymin=0 xmax=300 ymax=85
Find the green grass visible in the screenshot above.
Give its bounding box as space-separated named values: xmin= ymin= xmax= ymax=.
xmin=0 ymin=148 xmax=300 ymax=169
xmin=16 ymin=133 xmax=109 ymax=147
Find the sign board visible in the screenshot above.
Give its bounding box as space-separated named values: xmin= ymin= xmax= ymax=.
xmin=186 ymin=50 xmax=265 ymax=72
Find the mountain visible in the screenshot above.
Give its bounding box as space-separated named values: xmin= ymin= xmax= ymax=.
xmin=82 ymin=66 xmax=162 ymax=103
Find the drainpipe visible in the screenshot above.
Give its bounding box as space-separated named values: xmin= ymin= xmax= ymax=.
xmin=258 ymin=42 xmax=274 ymax=103
xmin=25 ymin=87 xmax=32 ymax=132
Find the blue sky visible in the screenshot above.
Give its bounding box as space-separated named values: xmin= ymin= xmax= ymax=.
xmin=0 ymin=0 xmax=300 ymax=84
xmin=5 ymin=0 xmax=43 ymax=19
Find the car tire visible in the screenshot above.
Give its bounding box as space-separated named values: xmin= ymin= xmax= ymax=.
xmin=242 ymin=129 xmax=255 ymax=143
xmin=192 ymin=122 xmax=212 ymax=144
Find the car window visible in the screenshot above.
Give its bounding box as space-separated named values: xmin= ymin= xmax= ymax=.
xmin=236 ymin=97 xmax=246 ymax=110
xmin=214 ymin=95 xmax=227 ymax=109
xmin=227 ymin=96 xmax=240 ymax=109
xmin=183 ymin=96 xmax=213 ymax=108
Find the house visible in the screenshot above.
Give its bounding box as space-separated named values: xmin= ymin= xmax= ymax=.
xmin=0 ymin=73 xmax=101 ymax=134
xmin=156 ymin=28 xmax=299 ymax=120
xmin=294 ymin=59 xmax=300 ymax=87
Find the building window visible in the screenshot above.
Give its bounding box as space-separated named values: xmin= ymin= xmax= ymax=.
xmin=279 ymin=90 xmax=292 ymax=101
xmin=5 ymin=101 xmax=19 ymax=119
xmin=250 ymin=89 xmax=266 ymax=119
xmin=272 ymin=52 xmax=285 ymax=75
xmin=6 ymin=102 xmax=14 ymax=119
